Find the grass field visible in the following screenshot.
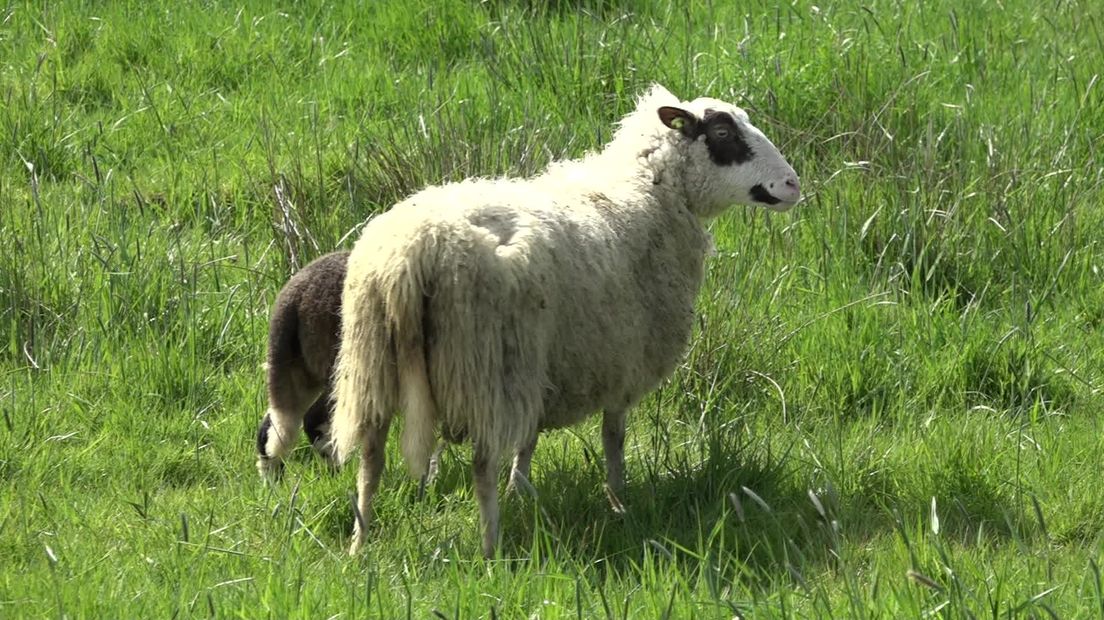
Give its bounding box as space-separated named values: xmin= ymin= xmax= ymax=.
xmin=2 ymin=0 xmax=1103 ymax=617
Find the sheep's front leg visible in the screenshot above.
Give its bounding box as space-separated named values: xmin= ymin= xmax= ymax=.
xmin=349 ymin=420 xmax=390 ymax=555
xmin=507 ymin=435 xmax=539 ymax=495
xmin=473 ymin=446 xmax=501 ymax=558
xmin=602 ymin=408 xmax=627 ymax=511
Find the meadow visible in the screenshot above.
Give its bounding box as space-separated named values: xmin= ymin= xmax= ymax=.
xmin=1 ymin=0 xmax=1102 ymax=617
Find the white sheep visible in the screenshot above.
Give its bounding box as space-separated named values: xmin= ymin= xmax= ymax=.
xmin=332 ymin=83 xmax=801 ymax=557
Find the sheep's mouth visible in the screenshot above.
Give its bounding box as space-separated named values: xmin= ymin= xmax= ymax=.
xmin=749 ymin=184 xmax=795 ymax=206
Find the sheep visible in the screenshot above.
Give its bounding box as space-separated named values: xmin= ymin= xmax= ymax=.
xmin=331 ymin=83 xmax=802 ymax=557
xmin=255 ymin=251 xmax=349 ymax=481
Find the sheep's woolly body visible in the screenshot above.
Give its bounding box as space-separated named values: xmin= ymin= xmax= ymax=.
xmin=331 ymin=85 xmax=721 ymax=473
xmin=332 ymin=83 xmax=803 ymax=557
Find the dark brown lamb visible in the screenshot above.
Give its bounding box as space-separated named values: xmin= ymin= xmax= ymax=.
xmin=256 ymin=251 xmax=348 ymax=479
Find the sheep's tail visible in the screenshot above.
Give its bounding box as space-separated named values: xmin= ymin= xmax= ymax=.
xmin=396 ymin=316 xmax=437 ymax=479
xmin=331 ymin=245 xmax=438 ymax=478
xmin=329 ymin=273 xmax=387 ymax=467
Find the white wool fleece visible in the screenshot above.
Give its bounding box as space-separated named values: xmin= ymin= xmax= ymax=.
xmin=331 ymin=83 xmax=799 ymax=473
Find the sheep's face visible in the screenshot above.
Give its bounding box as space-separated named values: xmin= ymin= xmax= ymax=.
xmin=658 ymin=98 xmax=800 ymax=217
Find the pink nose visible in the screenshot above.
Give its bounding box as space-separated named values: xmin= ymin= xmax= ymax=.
xmin=769 ymin=176 xmax=801 ymax=203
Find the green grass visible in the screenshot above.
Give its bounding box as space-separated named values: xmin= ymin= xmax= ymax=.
xmin=2 ymin=0 xmax=1102 ymax=616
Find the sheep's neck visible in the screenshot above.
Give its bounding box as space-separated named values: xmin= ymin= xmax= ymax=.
xmin=535 ymin=133 xmax=711 ymax=273
xmin=630 ymin=129 xmax=699 ymax=209
xmin=554 ymin=141 xmax=712 ymax=271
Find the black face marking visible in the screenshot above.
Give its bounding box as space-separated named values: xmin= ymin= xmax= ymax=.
xmin=749 ymin=184 xmax=781 ymax=205
xmin=257 ymin=414 xmax=273 ymax=456
xmin=701 ymin=109 xmax=753 ymax=166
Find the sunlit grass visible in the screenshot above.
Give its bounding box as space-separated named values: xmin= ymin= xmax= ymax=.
xmin=1 ymin=0 xmax=1102 ymax=617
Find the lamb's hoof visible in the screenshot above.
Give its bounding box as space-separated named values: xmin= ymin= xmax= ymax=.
xmin=257 ymin=457 xmax=283 ymax=484
xmin=311 ymin=436 xmax=340 ymax=471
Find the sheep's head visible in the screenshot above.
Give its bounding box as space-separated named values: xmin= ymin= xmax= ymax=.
xmin=658 ymin=98 xmax=800 ymax=217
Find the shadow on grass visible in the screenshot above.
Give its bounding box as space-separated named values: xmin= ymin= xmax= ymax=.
xmin=499 ymin=441 xmax=841 ymax=581
xmin=302 ymin=423 xmax=1033 ymax=587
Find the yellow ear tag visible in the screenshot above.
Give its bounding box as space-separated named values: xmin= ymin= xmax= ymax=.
xmin=672 ymin=118 xmax=685 ymax=130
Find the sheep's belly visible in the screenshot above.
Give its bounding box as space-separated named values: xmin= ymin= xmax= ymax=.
xmin=537 ymin=300 xmax=696 ymax=430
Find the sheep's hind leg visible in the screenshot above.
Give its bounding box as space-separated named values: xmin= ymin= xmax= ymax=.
xmin=473 ymin=445 xmax=501 ymax=559
xmin=349 ymin=420 xmax=391 ymax=555
xmin=602 ymin=408 xmax=627 ymax=513
xmin=507 ymin=435 xmax=539 ymax=497
xmin=256 ymin=366 xmax=322 ymax=483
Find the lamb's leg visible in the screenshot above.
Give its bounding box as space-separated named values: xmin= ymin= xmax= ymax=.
xmin=602 ymin=408 xmax=627 ymax=511
xmin=473 ymin=446 xmax=501 ymax=559
xmin=349 ymin=420 xmax=390 ymax=555
xmin=257 ymin=365 xmax=322 ymax=483
xmin=303 ymin=386 xmax=336 ymax=468
xmin=507 ymin=435 xmax=539 ymax=496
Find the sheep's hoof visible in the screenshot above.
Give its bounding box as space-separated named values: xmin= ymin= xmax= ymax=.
xmin=507 ymin=470 xmax=538 ymax=499
xmin=257 ymin=457 xmax=283 ymax=484
xmin=416 ymin=454 xmax=443 ymax=500
xmin=481 ymin=541 xmax=497 ymax=560
xmin=426 ymin=449 xmax=441 ymax=484
xmin=604 ymin=484 xmax=627 ymax=515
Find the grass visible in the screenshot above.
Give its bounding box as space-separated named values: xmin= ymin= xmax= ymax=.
xmin=1 ymin=0 xmax=1102 ymax=616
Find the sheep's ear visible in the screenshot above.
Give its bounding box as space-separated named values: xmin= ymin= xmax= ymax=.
xmin=658 ymin=106 xmax=701 ymax=138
